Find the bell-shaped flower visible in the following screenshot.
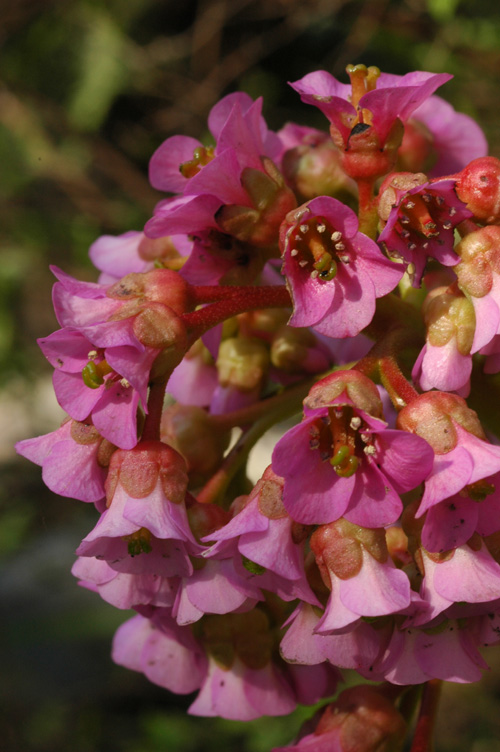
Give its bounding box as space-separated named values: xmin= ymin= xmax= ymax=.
xmin=280 ymin=197 xmax=402 ymax=339
xmin=272 ymin=371 xmax=434 ymax=527
xmin=377 ymin=174 xmax=472 ymax=286
xmin=16 ymin=418 xmax=114 ymax=503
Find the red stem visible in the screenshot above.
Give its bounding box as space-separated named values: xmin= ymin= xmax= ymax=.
xmin=410 ymin=680 xmax=442 ymax=752
xmin=141 ymin=376 xmax=168 ymax=442
xmin=183 ymin=285 xmax=291 ymax=342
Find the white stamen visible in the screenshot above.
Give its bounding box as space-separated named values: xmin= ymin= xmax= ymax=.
xmin=364 ymin=445 xmax=376 ymax=456
xmin=339 ymin=254 xmax=350 ymax=263
xmin=334 ymin=408 xmax=343 ymax=419
xmin=87 ymin=350 xmax=98 ymax=360
xmin=299 ymin=260 xmax=308 ymax=267
xmin=331 ymin=231 xmax=342 ymax=242
xmin=360 ymin=432 xmax=370 ymax=443
xmin=449 ymin=207 xmax=457 ymax=216
xmin=442 ymin=222 xmax=452 ymax=230
xmin=316 ymin=223 xmax=326 ymax=233
xmin=291 ymin=248 xmax=299 ymax=257
xmin=350 ymin=416 xmax=362 ymax=429
xmin=311 ymin=270 xmax=319 ymax=279
xmin=400 ymin=215 xmax=410 ymax=225
xmin=299 ymin=224 xmax=309 ymax=234
xmin=335 ymin=242 xmax=345 ymax=251
xmin=405 ymin=201 xmax=415 ymax=209
xmin=120 ymin=378 xmax=130 ymax=388
xmin=407 ymin=262 xmax=416 ymax=276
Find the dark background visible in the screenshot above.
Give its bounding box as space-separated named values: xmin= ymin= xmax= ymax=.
xmin=2 ymin=1 xmax=500 ymax=749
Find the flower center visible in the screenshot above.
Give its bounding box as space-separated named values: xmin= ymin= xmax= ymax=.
xmin=309 ymin=406 xmax=376 ymax=478
xmin=290 ymin=216 xmax=351 ymax=282
xmin=180 ymin=145 xmax=215 ymax=179
xmin=395 ymin=190 xmax=456 ymax=253
xmin=346 ymin=63 xmax=380 ymax=124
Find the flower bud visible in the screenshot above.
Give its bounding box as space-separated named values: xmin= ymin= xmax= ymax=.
xmin=216 ymin=157 xmax=297 ymax=247
xmin=160 ymin=404 xmax=231 ymax=483
xmin=423 ymin=286 xmax=475 ymax=354
xmin=282 ymin=136 xmax=357 ymax=202
xmin=455 ymin=156 xmax=500 ymax=224
xmin=455 ymin=225 xmax=500 ymax=298
xmin=396 ymin=119 xmax=437 ymax=174
xmin=270 ymin=326 xmax=330 ymax=374
xmin=216 ymin=336 xmax=270 ymax=392
xmin=314 ymin=686 xmax=406 ymax=752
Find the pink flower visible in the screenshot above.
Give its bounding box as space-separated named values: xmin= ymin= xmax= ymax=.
xmin=280 ymin=197 xmax=402 ymax=339
xmin=112 ymin=611 xmax=207 ymax=694
xmin=16 ymin=419 xmax=113 ymax=503
xmin=377 ymin=175 xmax=472 ymax=286
xmin=310 ymin=521 xmax=411 ymax=633
xmin=272 ymin=371 xmax=434 ymax=527
xmin=290 ymin=68 xmax=451 ymax=150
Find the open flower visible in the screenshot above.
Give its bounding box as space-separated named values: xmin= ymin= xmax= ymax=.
xmin=280 ymin=197 xmax=402 ymax=338
xmin=272 ymin=371 xmax=434 ymax=527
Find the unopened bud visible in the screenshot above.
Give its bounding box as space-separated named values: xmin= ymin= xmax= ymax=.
xmin=216 ymin=336 xmax=270 ymax=392
xmin=160 ymin=404 xmax=230 ymax=483
xmin=456 ymin=156 xmax=500 ymax=224
xmin=314 ymin=685 xmax=406 ymax=752
xmin=423 ymin=286 xmax=475 ymax=354
xmin=270 ymin=325 xmax=330 ymax=373
xmin=455 ymin=225 xmax=500 ymax=298
xmin=397 ymin=119 xmax=437 ymax=174
xmin=216 ymin=157 xmax=297 ymax=246
xmin=282 ymin=136 xmax=357 ymax=202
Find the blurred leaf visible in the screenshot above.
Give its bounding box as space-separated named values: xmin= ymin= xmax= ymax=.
xmin=69 ymin=9 xmax=130 ymax=131
xmin=427 ymin=0 xmax=462 ymax=22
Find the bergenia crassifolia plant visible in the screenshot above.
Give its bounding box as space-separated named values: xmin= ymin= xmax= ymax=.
xmin=18 ymin=62 xmax=500 ymax=750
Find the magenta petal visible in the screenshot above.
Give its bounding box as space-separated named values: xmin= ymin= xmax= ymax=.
xmin=145 ymin=194 xmax=221 ymax=237
xmin=340 ymin=553 xmax=411 ymax=616
xmin=91 ymin=383 xmax=139 ymax=450
xmin=272 ymin=422 xmax=353 ymax=524
xmin=420 ymin=446 xmax=474 ymax=515
xmin=310 ymin=264 xmax=376 ymax=339
xmin=433 ymin=544 xmax=500 ymax=604
xmin=208 ymin=91 xmax=255 ymax=140
xmin=377 ymin=429 xmax=433 ymax=493
xmin=149 ymin=135 xmax=202 ymax=192
xmin=343 ymin=463 xmax=402 ymax=527
xmin=42 ymin=439 xmax=106 ymax=502
xmin=421 ymin=497 xmax=478 ymax=552
xmin=415 ymin=625 xmax=485 ymax=683
xmin=38 ymin=329 xmax=93 ymax=373
xmin=473 ymin=297 xmax=500 ymax=354
xmin=53 ymin=370 xmax=101 ymax=421
xmin=186 ymin=148 xmax=250 ymax=205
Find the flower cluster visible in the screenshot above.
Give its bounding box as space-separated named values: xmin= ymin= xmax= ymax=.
xmin=18 ymin=62 xmax=500 ymax=751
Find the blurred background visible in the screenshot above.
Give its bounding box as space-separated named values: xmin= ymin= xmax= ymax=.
xmin=2 ymin=0 xmax=500 ymax=749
